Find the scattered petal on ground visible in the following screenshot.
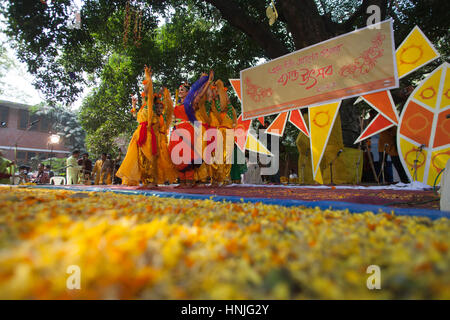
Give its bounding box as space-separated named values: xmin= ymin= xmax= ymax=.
xmin=0 ymin=186 xmax=449 ymax=299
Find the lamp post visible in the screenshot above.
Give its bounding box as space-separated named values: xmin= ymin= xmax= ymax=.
xmin=12 ymin=119 xmax=40 ymax=185
xmin=48 ymin=134 xmax=60 ymax=171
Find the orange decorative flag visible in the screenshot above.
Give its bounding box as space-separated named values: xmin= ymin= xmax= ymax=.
xmin=229 ymin=79 xmax=242 ymax=101
xmin=265 ymin=112 xmax=288 ymax=136
xmin=258 ymin=117 xmax=265 ymax=125
xmin=361 ymin=90 xmax=399 ymax=125
xmin=308 ymin=101 xmax=341 ymax=182
xmin=234 ymin=114 xmax=252 ymax=152
xmin=354 ymin=113 xmax=395 ymax=144
xmin=229 ymin=79 xmax=254 ymax=152
xmin=396 ymin=26 xmax=440 ymax=79
xmin=289 ymin=109 xmax=310 ymax=137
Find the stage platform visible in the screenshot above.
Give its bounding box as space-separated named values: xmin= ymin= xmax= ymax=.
xmin=22 ymin=182 xmax=449 ymax=220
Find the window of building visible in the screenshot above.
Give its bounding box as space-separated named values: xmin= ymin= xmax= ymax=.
xmin=18 ymin=109 xmax=29 ymax=130
xmin=29 ymin=113 xmax=40 ymax=131
xmin=27 ymin=152 xmax=36 ymax=161
xmin=40 ymin=115 xmax=52 ymax=132
xmin=0 ymin=105 xmax=9 ymax=128
xmin=16 ymin=151 xmax=26 ymax=165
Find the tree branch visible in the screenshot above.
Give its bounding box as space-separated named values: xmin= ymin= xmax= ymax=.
xmin=203 ymin=0 xmax=289 ymax=59
xmin=277 ymin=0 xmax=331 ymax=48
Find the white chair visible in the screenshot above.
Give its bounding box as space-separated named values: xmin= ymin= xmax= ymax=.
xmin=10 ymin=176 xmax=20 ymax=185
xmin=50 ymin=176 xmax=66 ymax=185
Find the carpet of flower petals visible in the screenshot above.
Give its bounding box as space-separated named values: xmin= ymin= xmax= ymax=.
xmin=0 ymin=186 xmax=449 ymax=299
xmin=154 ymin=186 xmax=440 ymax=209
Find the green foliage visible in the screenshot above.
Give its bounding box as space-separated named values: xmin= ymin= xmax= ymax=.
xmin=41 ymin=157 xmax=67 ymax=175
xmin=0 ymin=42 xmax=16 ymax=95
xmin=34 ymin=103 xmax=86 ymax=151
xmin=1 ymin=0 xmax=448 ymax=153
xmin=79 ymin=53 xmax=138 ymax=155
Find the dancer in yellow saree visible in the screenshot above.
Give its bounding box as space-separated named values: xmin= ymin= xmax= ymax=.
xmin=154 ymin=88 xmax=178 ymax=184
xmin=209 ymin=80 xmax=237 ymax=186
xmin=193 ymin=89 xmax=213 ymax=185
xmin=116 ymin=65 xmax=157 ymax=187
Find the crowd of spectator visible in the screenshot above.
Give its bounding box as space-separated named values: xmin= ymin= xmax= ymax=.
xmin=0 ymin=149 xmax=124 ymax=185
xmin=66 ymin=150 xmax=122 ymax=185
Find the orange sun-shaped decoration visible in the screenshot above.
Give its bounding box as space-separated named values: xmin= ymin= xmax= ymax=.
xmin=312 ymin=111 xmax=330 ymax=128
xmin=404 ymin=112 xmax=430 ymax=135
xmin=444 ymin=89 xmax=450 ymax=100
xmin=405 ymin=148 xmax=426 ymax=168
xmin=431 ymin=150 xmax=450 ymax=171
xmin=419 ymin=87 xmax=436 ymax=100
xmin=398 ymin=44 xmax=424 ymax=65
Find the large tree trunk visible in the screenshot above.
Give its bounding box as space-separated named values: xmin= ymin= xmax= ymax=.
xmin=204 ymin=0 xmax=289 ymax=59
xmin=278 ymin=0 xmax=331 ymax=48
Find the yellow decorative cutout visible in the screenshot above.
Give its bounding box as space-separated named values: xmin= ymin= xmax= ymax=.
xmin=398 ymin=63 xmax=450 ymax=186
xmin=399 ymin=137 xmax=427 ymax=182
xmin=412 ymin=68 xmax=442 ymax=108
xmin=440 ymin=66 xmax=450 ymax=109
xmin=427 ymin=148 xmax=450 ymax=186
xmin=246 ymin=132 xmax=272 ymax=156
xmin=396 ymin=26 xmax=440 ymax=79
xmin=309 ymin=102 xmax=341 ymax=181
xmin=314 ymin=167 xmax=324 ymax=185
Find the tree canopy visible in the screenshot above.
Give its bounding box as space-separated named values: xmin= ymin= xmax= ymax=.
xmin=1 ymin=0 xmax=448 ymax=154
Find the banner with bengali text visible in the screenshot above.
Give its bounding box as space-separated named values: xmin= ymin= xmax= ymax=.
xmin=240 ymin=19 xmax=398 ymax=120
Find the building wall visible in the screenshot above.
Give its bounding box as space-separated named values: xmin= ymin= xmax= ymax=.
xmin=0 ymin=101 xmax=70 ymax=165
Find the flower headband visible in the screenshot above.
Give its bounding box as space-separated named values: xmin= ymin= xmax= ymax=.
xmin=179 ymin=82 xmax=191 ymax=90
xmin=153 ymin=93 xmax=163 ymax=105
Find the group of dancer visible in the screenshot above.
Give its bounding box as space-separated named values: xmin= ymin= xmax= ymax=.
xmin=116 ymin=66 xmax=239 ymax=188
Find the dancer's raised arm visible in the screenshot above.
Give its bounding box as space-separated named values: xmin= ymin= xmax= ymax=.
xmin=130 ymin=94 xmax=138 ymax=118
xmin=215 ymin=79 xmax=228 ymax=114
xmin=194 ymin=70 xmax=214 ymax=107
xmin=162 ymin=87 xmax=174 ymax=128
xmin=144 ymin=65 xmax=154 ymax=130
xmin=209 ymin=86 xmax=220 ymax=119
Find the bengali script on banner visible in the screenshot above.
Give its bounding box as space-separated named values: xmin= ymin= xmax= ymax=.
xmin=240 ymin=19 xmax=398 ymax=120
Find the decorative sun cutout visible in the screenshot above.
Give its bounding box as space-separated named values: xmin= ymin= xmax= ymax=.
xmin=398 ymin=44 xmax=424 ymax=65
xmin=444 ymin=89 xmax=450 ymax=100
xmin=312 ymin=111 xmax=330 ymax=128
xmin=419 ymin=87 xmax=436 ymax=100
xmin=405 ymin=112 xmax=430 ymax=135
xmin=405 ymin=148 xmax=426 ymax=168
xmin=431 ymin=150 xmax=450 ymax=171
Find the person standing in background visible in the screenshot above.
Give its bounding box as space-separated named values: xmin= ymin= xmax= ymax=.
xmin=45 ymin=164 xmax=54 ymax=178
xmin=0 ymin=151 xmax=13 ymax=184
xmin=92 ymin=153 xmax=108 ymax=185
xmin=111 ymin=149 xmax=123 ymax=184
xmin=229 ymin=145 xmax=246 ymax=184
xmin=66 ymin=150 xmax=81 ymax=185
xmin=378 ymin=127 xmax=409 ymax=183
xmin=18 ymin=165 xmax=30 ymax=184
xmin=100 ymin=154 xmax=114 ymax=185
xmin=78 ymin=152 xmax=93 ymax=184
xmin=243 ymin=156 xmax=262 ymax=184
xmin=33 ymin=163 xmax=50 ymax=184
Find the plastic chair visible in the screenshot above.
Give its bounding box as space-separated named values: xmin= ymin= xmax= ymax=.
xmin=50 ymin=176 xmax=66 ymax=185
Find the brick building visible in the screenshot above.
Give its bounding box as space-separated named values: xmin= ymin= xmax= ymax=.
xmin=0 ymin=100 xmax=70 ymax=165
